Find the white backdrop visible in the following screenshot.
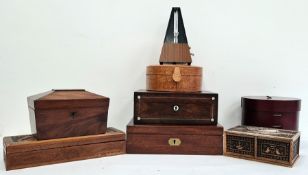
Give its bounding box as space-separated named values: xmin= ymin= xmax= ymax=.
xmin=1 ymin=0 xmax=308 ymax=174
xmin=1 ymin=0 xmax=308 ymax=140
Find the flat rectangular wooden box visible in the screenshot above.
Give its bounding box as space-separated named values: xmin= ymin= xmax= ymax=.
xmin=224 ymin=125 xmax=300 ymax=167
xmin=134 ymin=90 xmax=218 ymax=125
xmin=27 ymin=89 xmax=110 ymax=140
xmin=3 ymin=128 xmax=125 ymax=170
xmin=126 ymin=120 xmax=223 ymax=155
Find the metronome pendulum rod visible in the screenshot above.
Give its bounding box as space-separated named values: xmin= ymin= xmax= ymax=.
xmin=173 ymin=10 xmax=179 ymax=43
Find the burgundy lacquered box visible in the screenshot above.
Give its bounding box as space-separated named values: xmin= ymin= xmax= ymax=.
xmin=241 ymin=96 xmax=301 ymax=130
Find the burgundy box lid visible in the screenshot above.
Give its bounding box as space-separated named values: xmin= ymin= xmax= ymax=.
xmin=241 ymin=96 xmax=301 ymax=112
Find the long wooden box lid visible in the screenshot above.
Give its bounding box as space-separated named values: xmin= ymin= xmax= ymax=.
xmin=226 ymin=125 xmax=300 ymax=141
xmin=241 ymin=96 xmax=301 ymax=112
xmin=3 ymin=128 xmax=124 ymax=154
xmin=127 ymin=120 xmax=223 ymax=135
xmin=135 ymin=89 xmax=217 ymax=95
xmin=27 ymin=89 xmax=109 ymax=109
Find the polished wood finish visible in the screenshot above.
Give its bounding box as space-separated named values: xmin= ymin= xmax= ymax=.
xmin=159 ymin=43 xmax=192 ymax=64
xmin=146 ymin=65 xmax=202 ymax=92
xmin=27 ymin=89 xmax=109 ymax=109
xmin=27 ymin=89 xmax=110 ymax=140
xmin=241 ymin=96 xmax=301 ymax=130
xmin=126 ymin=120 xmax=223 ymax=155
xmin=134 ymin=90 xmax=218 ymax=125
xmin=3 ymin=128 xmax=125 ymax=170
xmin=224 ymin=125 xmax=300 ymax=167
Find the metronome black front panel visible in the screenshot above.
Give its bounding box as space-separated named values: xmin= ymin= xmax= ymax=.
xmin=164 ymin=7 xmax=188 ymax=44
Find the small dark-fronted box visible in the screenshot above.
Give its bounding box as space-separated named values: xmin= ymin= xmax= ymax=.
xmin=27 ymin=89 xmax=109 ymax=140
xmin=224 ymin=125 xmax=300 ymax=167
xmin=126 ymin=120 xmax=223 ymax=155
xmin=134 ymin=90 xmax=218 ymax=125
xmin=241 ymin=96 xmax=301 ymax=130
xmin=3 ymin=128 xmax=125 ymax=170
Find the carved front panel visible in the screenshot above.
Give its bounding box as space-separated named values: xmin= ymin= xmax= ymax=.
xmin=257 ymin=139 xmax=290 ymax=162
xmin=226 ymin=135 xmax=255 ymax=156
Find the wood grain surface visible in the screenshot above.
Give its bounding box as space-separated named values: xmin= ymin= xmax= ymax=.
xmin=134 ymin=90 xmax=218 ymax=125
xmin=146 ymin=65 xmax=202 ymax=92
xmin=126 ymin=120 xmax=223 ymax=155
xmin=3 ymin=128 xmax=125 ymax=170
xmin=159 ymin=43 xmax=192 ymax=64
xmin=27 ymin=89 xmax=110 ymax=140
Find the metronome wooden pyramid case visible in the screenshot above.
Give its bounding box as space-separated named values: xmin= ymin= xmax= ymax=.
xmin=159 ymin=7 xmax=192 ymax=65
xmin=146 ymin=7 xmax=202 ymax=92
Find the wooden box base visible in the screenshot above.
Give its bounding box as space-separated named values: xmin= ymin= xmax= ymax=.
xmin=126 ymin=120 xmax=223 ymax=155
xmin=3 ymin=128 xmax=125 ymax=170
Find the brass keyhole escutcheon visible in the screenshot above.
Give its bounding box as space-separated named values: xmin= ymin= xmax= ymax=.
xmin=168 ymin=138 xmax=181 ymax=146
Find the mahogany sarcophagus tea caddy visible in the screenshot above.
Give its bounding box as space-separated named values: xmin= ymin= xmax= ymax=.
xmin=3 ymin=128 xmax=125 ymax=170
xmin=134 ymin=90 xmax=218 ymax=125
xmin=224 ymin=125 xmax=300 ymax=167
xmin=126 ymin=120 xmax=223 ymax=155
xmin=27 ymin=89 xmax=110 ymax=140
xmin=241 ymin=96 xmax=301 ymax=130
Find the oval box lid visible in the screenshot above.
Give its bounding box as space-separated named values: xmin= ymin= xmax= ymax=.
xmin=241 ymin=96 xmax=301 ymax=112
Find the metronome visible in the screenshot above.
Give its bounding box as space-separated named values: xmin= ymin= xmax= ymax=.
xmin=159 ymin=7 xmax=192 ymax=65
xmin=146 ymin=7 xmax=202 ymax=92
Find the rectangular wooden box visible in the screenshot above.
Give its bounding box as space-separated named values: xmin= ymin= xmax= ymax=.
xmin=27 ymin=89 xmax=110 ymax=140
xmin=134 ymin=90 xmax=218 ymax=125
xmin=224 ymin=125 xmax=300 ymax=167
xmin=126 ymin=120 xmax=223 ymax=154
xmin=3 ymin=128 xmax=125 ymax=170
